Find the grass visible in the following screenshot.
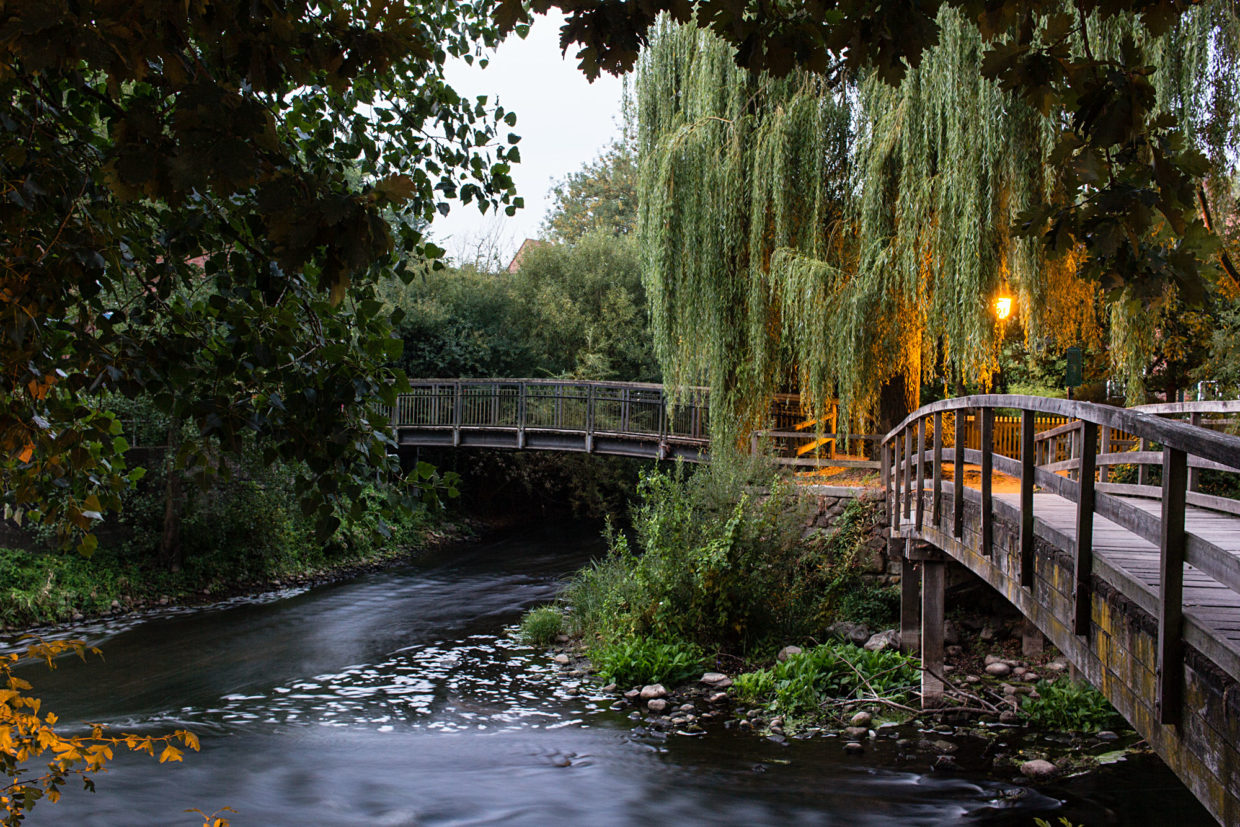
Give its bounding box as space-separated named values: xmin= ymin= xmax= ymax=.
xmin=518 ymin=605 xmax=564 ymax=646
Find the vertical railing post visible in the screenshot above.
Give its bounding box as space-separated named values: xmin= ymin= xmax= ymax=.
xmin=1020 ymin=409 xmax=1036 ymax=589
xmin=881 ymin=441 xmax=892 ymax=530
xmin=1187 ymin=413 xmax=1201 ymax=492
xmin=586 ymin=384 xmax=595 ymax=453
xmin=452 ymin=381 xmax=462 ymax=447
xmin=953 ymin=409 xmax=965 ymax=538
xmin=915 ymin=418 xmax=926 ymax=532
xmin=903 ymin=425 xmax=914 ymax=522
xmin=517 ymin=382 xmax=527 ymax=449
xmin=931 ymin=412 xmax=943 ymax=529
xmin=897 ymin=431 xmax=907 ymax=528
xmin=1099 ymin=426 xmax=1111 ymax=484
xmin=1073 ymin=419 xmax=1098 ymax=636
xmin=1157 ymin=446 xmax=1188 ymax=726
xmin=981 ymin=407 xmax=994 ymax=556
xmin=1138 ymin=437 xmax=1150 ymax=486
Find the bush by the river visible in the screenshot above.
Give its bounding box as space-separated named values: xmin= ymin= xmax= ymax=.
xmin=733 ymin=642 xmax=919 ymax=718
xmin=519 ymin=605 xmax=564 ymax=646
xmin=1021 ymin=679 xmax=1127 ymax=732
xmin=589 ymin=637 xmax=706 ymax=687
xmin=561 ymin=460 xmax=894 ymax=659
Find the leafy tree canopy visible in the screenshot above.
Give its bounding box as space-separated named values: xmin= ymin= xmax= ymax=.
xmin=543 ymin=136 xmax=637 ymax=242
xmin=1 ymin=0 xmax=521 ymax=548
xmin=503 ymin=0 xmax=1239 ymax=353
xmin=631 ymin=6 xmax=1238 ymax=441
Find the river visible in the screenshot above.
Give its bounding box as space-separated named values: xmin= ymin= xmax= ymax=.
xmin=15 ymin=524 xmax=1213 ymax=825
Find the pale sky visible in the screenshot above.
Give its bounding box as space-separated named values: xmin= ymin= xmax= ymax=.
xmin=434 ymin=12 xmax=626 ymax=266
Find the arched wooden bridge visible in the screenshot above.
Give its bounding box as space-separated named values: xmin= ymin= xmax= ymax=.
xmin=392 ymin=379 xmax=880 ymax=469
xmin=883 ymin=397 xmax=1240 ymax=824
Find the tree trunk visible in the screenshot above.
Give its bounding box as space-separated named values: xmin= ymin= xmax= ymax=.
xmin=878 ymin=371 xmax=914 ymax=436
xmin=158 ymin=420 xmax=183 ymax=573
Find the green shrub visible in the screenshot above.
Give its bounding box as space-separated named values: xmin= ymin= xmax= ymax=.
xmin=588 ymin=637 xmax=706 ymax=688
xmin=519 ymin=605 xmax=564 ymax=646
xmin=734 ymin=642 xmax=919 ymax=716
xmin=1021 ymin=679 xmax=1127 ymax=732
xmin=563 ymin=461 xmax=886 ymax=658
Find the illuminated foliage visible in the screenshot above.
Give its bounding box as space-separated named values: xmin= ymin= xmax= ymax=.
xmin=0 ymin=639 xmax=208 ymax=825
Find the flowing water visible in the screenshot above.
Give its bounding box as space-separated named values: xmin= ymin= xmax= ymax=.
xmin=14 ymin=524 xmax=1213 ymax=825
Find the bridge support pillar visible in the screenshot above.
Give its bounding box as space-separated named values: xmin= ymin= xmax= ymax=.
xmin=920 ymin=551 xmax=946 ymax=708
xmin=898 ymin=540 xmax=920 ymax=654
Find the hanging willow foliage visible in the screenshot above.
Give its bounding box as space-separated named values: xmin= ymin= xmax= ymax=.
xmin=637 ymin=2 xmax=1240 ymax=439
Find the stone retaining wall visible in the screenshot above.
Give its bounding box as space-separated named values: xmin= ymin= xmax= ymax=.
xmin=802 ymin=486 xmax=900 ymax=585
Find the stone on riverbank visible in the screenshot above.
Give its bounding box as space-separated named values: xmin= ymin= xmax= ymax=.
xmin=863 ymin=630 xmax=900 ymax=652
xmin=984 ymin=661 xmax=1011 ymax=678
xmin=849 ymin=711 xmax=872 ymax=728
xmin=777 ymin=645 xmax=802 ymax=662
xmin=700 ymin=672 xmax=732 ymax=688
xmin=640 ymin=684 xmax=668 ymax=701
xmin=647 ymin=698 xmax=669 ymax=713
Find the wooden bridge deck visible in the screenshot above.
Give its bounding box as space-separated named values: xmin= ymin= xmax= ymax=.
xmin=884 ymin=397 xmax=1240 ymax=825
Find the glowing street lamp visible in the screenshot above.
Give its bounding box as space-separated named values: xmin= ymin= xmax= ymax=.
xmin=994 ymin=295 xmax=1013 ymax=320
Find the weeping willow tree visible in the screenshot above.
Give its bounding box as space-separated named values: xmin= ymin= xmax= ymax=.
xmin=636 ymin=22 xmax=853 ymax=444
xmin=637 ymin=3 xmax=1240 ymax=443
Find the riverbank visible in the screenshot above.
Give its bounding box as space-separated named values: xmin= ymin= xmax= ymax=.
xmin=0 ymin=517 xmax=471 ymax=634
xmin=538 ymin=615 xmax=1142 ymax=786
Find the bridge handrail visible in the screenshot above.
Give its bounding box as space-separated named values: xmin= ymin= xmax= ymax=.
xmin=881 ymin=393 xmax=1240 ymax=728
xmin=405 ymin=377 xmax=706 ymax=392
xmin=882 ymin=394 xmax=1240 ymax=469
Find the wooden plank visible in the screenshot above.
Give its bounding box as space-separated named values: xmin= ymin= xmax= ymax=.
xmin=904 ymin=427 xmax=914 ymax=521
xmin=932 ymin=412 xmax=943 ymax=527
xmin=981 ymin=408 xmax=994 ymax=556
xmin=1021 ymin=409 xmax=1035 ymax=588
xmin=1074 ymin=420 xmax=1098 ymax=636
xmin=953 ymin=410 xmax=965 ymax=538
xmin=1159 ymin=447 xmax=1188 ymax=726
xmin=915 ymin=418 xmax=926 ymax=531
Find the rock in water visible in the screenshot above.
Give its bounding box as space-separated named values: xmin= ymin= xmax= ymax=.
xmin=700 ymin=672 xmax=733 ymax=689
xmin=639 ymin=684 xmax=668 ymax=701
xmin=1020 ymin=759 xmax=1058 ymax=780
xmin=849 ymin=711 xmax=873 ymax=728
xmin=647 ymin=698 xmax=669 ymax=713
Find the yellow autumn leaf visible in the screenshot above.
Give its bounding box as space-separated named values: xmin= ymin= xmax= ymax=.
xmin=158 ymin=745 xmax=183 ymax=763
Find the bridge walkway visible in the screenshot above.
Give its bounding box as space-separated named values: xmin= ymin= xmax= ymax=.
xmin=884 ymin=397 xmax=1240 ymax=824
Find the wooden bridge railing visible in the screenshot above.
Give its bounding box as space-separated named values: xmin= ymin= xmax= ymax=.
xmin=881 ymin=395 xmax=1240 ymax=726
xmin=395 ymin=379 xmax=881 ymax=469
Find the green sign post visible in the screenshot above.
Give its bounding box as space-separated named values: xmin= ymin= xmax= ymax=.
xmin=1065 ymin=346 xmax=1083 ymax=396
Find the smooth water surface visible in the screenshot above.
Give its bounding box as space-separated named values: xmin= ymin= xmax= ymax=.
xmin=16 ymin=525 xmax=1213 ymax=825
